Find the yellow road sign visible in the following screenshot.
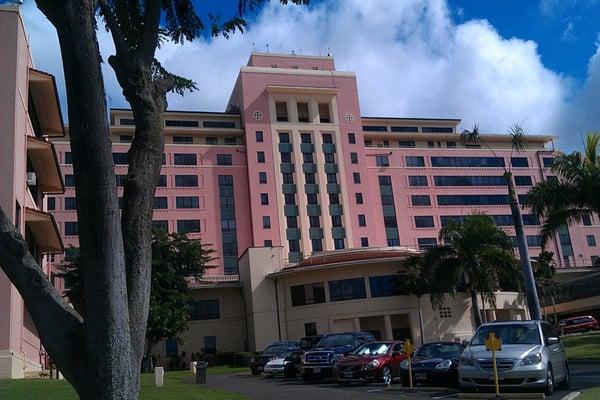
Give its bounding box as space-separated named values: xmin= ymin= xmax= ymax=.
xmin=485 ymin=332 xmax=502 ymax=352
xmin=403 ymin=339 xmax=415 ymax=389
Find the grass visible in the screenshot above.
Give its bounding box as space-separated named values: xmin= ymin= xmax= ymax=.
xmin=562 ymin=331 xmax=600 ymax=360
xmin=0 ymin=367 xmax=249 ymax=400
xmin=579 ymin=387 xmax=600 ymax=400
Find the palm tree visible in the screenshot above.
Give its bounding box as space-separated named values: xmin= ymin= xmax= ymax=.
xmin=397 ymin=255 xmax=439 ymax=345
xmin=426 ymin=214 xmax=521 ymax=327
xmin=526 ymin=132 xmax=600 ymax=249
xmin=460 ymin=124 xmax=542 ymax=320
xmin=533 ymin=251 xmax=558 ymax=325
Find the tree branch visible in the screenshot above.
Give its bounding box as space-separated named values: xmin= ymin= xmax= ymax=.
xmin=98 ymin=0 xmax=131 ymax=64
xmin=139 ymin=0 xmax=163 ymax=65
xmin=0 ymin=207 xmax=87 ymax=392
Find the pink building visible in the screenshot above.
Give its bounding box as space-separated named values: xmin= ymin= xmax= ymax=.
xmin=0 ymin=6 xmax=64 ymax=378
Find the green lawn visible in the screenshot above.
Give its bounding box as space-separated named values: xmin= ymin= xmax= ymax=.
xmin=562 ymin=331 xmax=600 ymax=360
xmin=579 ymin=387 xmax=600 ymax=400
xmin=0 ymin=368 xmax=249 ymax=400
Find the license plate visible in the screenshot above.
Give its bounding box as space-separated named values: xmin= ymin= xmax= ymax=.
xmin=489 ymin=372 xmax=505 ymax=381
xmin=313 ymin=367 xmax=321 ymax=374
xmin=343 ymin=372 xmax=354 ymax=378
xmin=415 ymin=373 xmax=427 ymax=381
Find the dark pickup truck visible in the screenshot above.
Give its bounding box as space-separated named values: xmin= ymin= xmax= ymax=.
xmin=300 ymin=332 xmax=375 ymax=381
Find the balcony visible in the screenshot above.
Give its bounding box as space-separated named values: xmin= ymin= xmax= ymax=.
xmin=26 ymin=136 xmax=64 ymax=194
xmin=24 ymin=207 xmax=63 ymax=253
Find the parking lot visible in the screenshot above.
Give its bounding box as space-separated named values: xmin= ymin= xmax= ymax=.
xmin=207 ymin=362 xmax=600 ymax=400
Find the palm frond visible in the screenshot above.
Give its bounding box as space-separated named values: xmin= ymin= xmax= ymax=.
xmin=584 ymin=132 xmax=600 ymax=166
xmin=460 ymin=124 xmax=480 ymax=146
xmin=509 ymin=124 xmax=527 ymax=152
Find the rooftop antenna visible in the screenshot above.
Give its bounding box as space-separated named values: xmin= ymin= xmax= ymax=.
xmin=327 ymin=47 xmax=331 ymax=57
xmin=266 ymin=44 xmax=269 ymax=54
xmin=252 ymin=42 xmax=256 ymax=52
xmin=291 ymin=50 xmax=296 ymax=55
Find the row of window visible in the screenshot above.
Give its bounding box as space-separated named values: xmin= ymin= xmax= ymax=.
xmin=119 ymin=118 xmax=236 ymax=129
xmin=188 ymin=299 xmax=220 ymax=320
xmin=404 ymin=175 xmax=532 ymax=187
xmin=63 ymin=219 xmax=202 ymax=236
xmin=108 ymin=152 xmax=236 ymax=166
xmin=365 ymin=139 xmax=457 ymax=148
xmin=111 ymin=135 xmax=241 ymax=145
xmin=274 ymin=101 xmax=331 ymax=123
xmin=362 ymin=125 xmax=454 ymax=133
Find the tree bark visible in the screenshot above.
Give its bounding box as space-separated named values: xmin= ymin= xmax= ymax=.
xmin=470 ymin=289 xmax=483 ymax=328
xmin=505 ymin=171 xmax=542 ymax=320
xmin=417 ymin=296 xmax=425 ymax=345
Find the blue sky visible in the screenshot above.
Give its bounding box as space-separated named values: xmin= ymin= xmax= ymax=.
xmin=20 ymin=0 xmax=600 ymax=151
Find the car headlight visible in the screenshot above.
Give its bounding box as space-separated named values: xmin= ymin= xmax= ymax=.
xmin=520 ymin=353 xmax=542 ymax=366
xmin=400 ymin=359 xmax=410 ymax=369
xmin=459 ymin=356 xmax=475 ymax=367
xmin=365 ymin=359 xmax=380 ymax=370
xmin=436 ymin=359 xmax=453 ymax=370
xmin=301 ymin=354 xmax=307 ymax=364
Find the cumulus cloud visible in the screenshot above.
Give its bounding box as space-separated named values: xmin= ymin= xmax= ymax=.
xmin=19 ymin=0 xmax=600 ymax=150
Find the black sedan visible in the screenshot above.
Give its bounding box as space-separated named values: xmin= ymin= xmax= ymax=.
xmin=250 ymin=341 xmax=300 ymax=375
xmin=400 ymin=342 xmax=465 ymax=388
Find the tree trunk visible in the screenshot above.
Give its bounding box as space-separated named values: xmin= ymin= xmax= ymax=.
xmin=470 ymin=289 xmax=483 ymax=328
xmin=482 ymin=298 xmax=488 ymax=323
xmin=552 ymin=294 xmax=558 ymax=327
xmin=417 ymin=296 xmax=425 ymax=345
xmin=505 ymin=171 xmax=542 ymax=320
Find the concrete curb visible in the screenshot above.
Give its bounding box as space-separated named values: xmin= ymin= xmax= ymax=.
xmin=561 ymin=391 xmax=581 ymax=400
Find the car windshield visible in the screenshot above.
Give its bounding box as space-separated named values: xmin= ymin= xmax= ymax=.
xmin=470 ymin=324 xmax=541 ymax=345
xmin=416 ymin=343 xmax=463 ymax=359
xmin=263 ymin=344 xmax=290 ymax=354
xmin=353 ymin=343 xmax=391 ymax=355
xmin=317 ymin=334 xmax=356 ymax=347
xmin=301 ymin=337 xmax=321 ymax=349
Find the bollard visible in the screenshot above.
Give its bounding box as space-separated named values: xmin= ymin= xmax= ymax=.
xmin=154 ymin=366 xmax=164 ymax=387
xmin=190 ymin=361 xmax=197 ymax=375
xmin=195 ymin=362 xmax=207 ymax=384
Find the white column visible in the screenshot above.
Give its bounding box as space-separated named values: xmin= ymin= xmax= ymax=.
xmin=384 ymin=315 xmax=394 ymax=340
xmin=353 ymin=317 xmax=361 ymax=332
xmin=154 ymin=366 xmax=164 ymax=387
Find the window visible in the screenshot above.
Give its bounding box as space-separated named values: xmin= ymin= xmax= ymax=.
xmin=120 ymin=135 xmax=133 ymax=143
xmin=205 ymin=137 xmax=217 ymax=145
xmin=264 ymin=240 xmax=273 ymax=247
xmin=408 ymin=176 xmax=428 ymax=187
xmin=307 ymin=193 xmax=318 ymax=204
xmin=279 ymin=132 xmax=290 ymax=143
xmin=422 ymin=126 xmax=453 ymax=133
xmin=526 ymin=235 xmax=543 ymax=247
xmin=176 ymin=196 xmax=199 ymax=209
xmin=362 ymin=125 xmax=387 ymax=132
xmin=331 ymin=215 xmax=342 ymax=227
xmin=297 ymin=102 xmax=310 ymax=122
xmin=318 ymin=103 xmax=331 ymax=123
xmin=221 ymin=219 xmax=236 ymax=232
xmin=437 ymin=194 xmax=526 ymax=206
xmin=175 ymin=175 xmax=198 ymax=187
xmin=224 ymin=137 xmax=237 ymax=145
xmin=411 ymin=195 xmax=431 ymax=206
xmin=114 ymin=175 xmax=126 ymax=187
xmin=154 ymin=197 xmax=168 ymax=209
xmin=431 ymin=156 xmax=505 ymax=168
xmin=514 ymin=176 xmax=533 ymax=186
xmin=281 ymin=152 xmax=292 ymax=163
xmin=303 ymin=153 xmax=314 ymax=163
xmin=305 ymin=173 xmax=315 ymax=184
xmin=587 ymin=235 xmax=597 ymax=247
xmin=217 ymin=154 xmax=233 ymax=165
xmin=64 ymin=152 xmax=72 ymax=164
xmin=543 ymin=157 xmax=554 ymax=168
xmin=511 ymin=157 xmax=529 ymax=167
xmin=358 ymin=214 xmax=366 ymax=227
xmin=285 ymin=193 xmax=296 ymax=205
xmin=383 ymin=140 xmax=390 ymax=147
xmin=434 ymin=175 xmax=506 ymax=186
xmin=257 ymin=151 xmax=265 ymax=163
xmin=305 ymin=322 xmax=317 ymax=337
xmin=275 ymin=101 xmax=288 ymax=122
xmin=174 ymin=153 xmax=197 ymax=165
xmin=348 ymin=133 xmax=356 ymax=144
xmin=322 ymin=133 xmax=333 ymax=144
xmin=355 ymin=193 xmax=363 ymax=204
xmin=259 ymin=172 xmax=267 ymax=184
xmin=301 ymin=133 xmax=312 ymax=143
xmin=113 ymin=152 xmax=128 ymax=165
xmin=156 ymin=175 xmax=167 ymax=187
xmin=204 ymin=336 xmax=217 ymax=354
xmin=287 ymin=216 xmax=298 ymax=228
xmin=447 ymin=141 xmax=457 ymax=148
xmin=260 ymin=193 xmax=269 ymax=205
xmin=350 ymin=152 xmax=358 ymax=164
xmin=405 ymin=156 xmax=425 ymax=167
xmin=289 ymin=239 xmax=300 ymax=253
xmin=255 ymin=131 xmax=264 ymax=142
xmin=165 ymin=339 xmax=178 ymax=357
xmin=326 ymin=173 xmax=337 ymax=184
xmin=418 ymin=238 xmax=437 ymax=250
xmin=312 ymin=239 xmax=323 ymax=252
xmin=173 ymin=136 xmax=193 ymax=144
xmin=387 ymin=238 xmax=400 ymax=246
xmin=364 ymin=140 xmax=373 ymax=146
xmin=324 ymin=153 xmax=335 ymax=164
xmin=329 ymin=193 xmax=340 ymax=205
xmin=152 ymin=220 xmax=168 ymax=230
xmin=376 ymin=155 xmax=390 ymax=167
xmin=391 ymin=126 xmax=418 ymax=132
xmin=334 ymin=238 xmax=345 ymax=250
xmin=583 ymin=214 xmax=592 ymax=226
xmin=47 ymin=197 xmax=56 ymax=210
xmin=291 ymin=283 xmax=326 ymax=306
xmin=120 ymin=118 xmax=135 ymax=126
xmin=309 ymin=216 xmax=320 ymax=228
xmin=439 ymin=306 xmax=452 ymax=318
xmin=398 ymin=141 xmax=416 ymax=148
xmin=65 ymin=221 xmax=78 ymax=236
xmin=379 ymin=175 xmax=392 ymax=186
xmin=415 ymin=216 xmax=434 ymax=228
xmin=282 ymin=172 xmax=294 ymax=184
xmin=188 ymin=299 xmax=219 ymax=320
xmin=369 ymin=275 xmax=402 ymax=297
xmin=262 ymin=216 xmax=271 ymax=229
xmin=166 ymin=120 xmax=199 ymax=127
xmin=427 ymin=141 xmax=434 ymax=148
xmin=360 ymin=237 xmax=369 ymax=247
xmin=353 ymin=172 xmax=361 ymax=184
xmin=329 ymin=278 xmax=366 ymax=301
xmin=65 ymin=197 xmax=77 ymax=210
xmin=202 ymin=120 xmax=235 ymax=128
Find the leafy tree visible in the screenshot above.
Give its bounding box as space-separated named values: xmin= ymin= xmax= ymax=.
xmin=426 ymin=214 xmax=521 ymax=327
xmin=533 ymin=251 xmax=558 ymax=325
xmin=526 ymin=132 xmax=600 ymax=249
xmin=460 ymin=124 xmax=542 ymax=320
xmin=0 ymin=1 xmax=307 ymax=398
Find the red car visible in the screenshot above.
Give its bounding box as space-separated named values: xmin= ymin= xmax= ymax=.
xmin=335 ymin=341 xmax=406 ymax=385
xmin=560 ymin=316 xmax=600 ymax=334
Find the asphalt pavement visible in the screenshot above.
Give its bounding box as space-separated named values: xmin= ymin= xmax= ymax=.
xmin=206 ymin=363 xmax=600 ymax=400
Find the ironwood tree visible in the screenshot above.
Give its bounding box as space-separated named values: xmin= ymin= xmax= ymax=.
xmin=0 ymin=1 xmax=307 ymax=399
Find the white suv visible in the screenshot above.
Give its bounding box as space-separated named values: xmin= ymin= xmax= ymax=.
xmin=459 ymin=320 xmax=569 ymax=395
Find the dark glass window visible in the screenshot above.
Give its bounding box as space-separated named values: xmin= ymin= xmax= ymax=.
xmin=202 ymin=120 xmax=235 ymax=128
xmin=514 ymin=176 xmax=533 ymax=186
xmin=376 ymin=155 xmax=389 ymax=167
xmin=350 ymin=152 xmax=358 ymax=164
xmin=324 ymin=153 xmax=335 ymax=163
xmin=47 ymin=197 xmax=56 ymax=210
xmin=255 ymin=131 xmax=264 ymax=142
xmin=322 ymin=133 xmax=333 ymax=144
xmin=157 ymin=175 xmax=167 ymax=187
xmin=329 ymin=193 xmax=340 ymax=204
xmin=437 ymin=194 xmax=524 ymax=206
xmin=285 ymin=193 xmax=296 ymax=205
xmin=511 ymin=157 xmax=529 ymax=167
xmin=297 ymin=102 xmax=310 ymax=122
xmin=120 ymin=118 xmax=135 ymax=126
xmin=152 ymin=220 xmax=168 ymax=230
xmin=217 ymin=154 xmax=233 ymax=165
xmin=257 ymin=151 xmax=265 ymax=163
xmin=221 ymin=219 xmax=236 ymax=232
xmin=526 ymin=235 xmax=543 ymax=247
xmin=291 ymin=283 xmax=326 ymax=307
xmin=398 ymin=141 xmax=416 ymax=148
xmin=113 ymin=152 xmax=128 ymax=165
xmin=289 ymin=239 xmax=300 ymax=252
xmin=64 ymin=152 xmax=72 ymax=164
xmin=361 ymin=237 xmax=369 ymax=247
xmin=353 ymin=172 xmax=361 ymax=184
xmin=115 ymin=175 xmax=126 ymax=187
xmin=329 ymin=278 xmax=366 ymax=301
xmin=175 ymin=175 xmax=198 ymax=187
xmin=348 ymin=133 xmax=356 ymax=144
xmin=408 ymin=176 xmax=428 ymax=186
xmin=174 ymin=153 xmax=197 ymax=165
xmin=434 ymin=175 xmax=505 ymax=186
xmin=65 ymin=197 xmax=77 ymax=210
xmin=411 ymin=195 xmax=431 ymax=206
xmin=358 ymin=214 xmax=366 ymax=227
xmin=331 ymin=215 xmax=342 ymax=227
xmin=326 ymin=173 xmax=337 ymax=184
xmin=405 ymin=156 xmax=425 ymax=167
xmin=276 ymin=102 xmax=288 ymax=122
xmin=262 ymin=216 xmax=271 ymax=229
xmin=422 ymin=127 xmax=453 ymax=133
xmin=384 ymin=216 xmax=398 ymax=228
xmin=120 ymin=135 xmax=133 ymax=143
xmin=355 ymin=193 xmax=364 ymax=204
xmin=64 ymin=221 xmax=78 ymax=236
xmin=431 ymin=156 xmax=505 ymax=168
xmin=264 ymin=240 xmax=273 ymax=247
xmin=176 ymin=196 xmax=199 ymax=209
xmin=309 ymin=216 xmax=320 ymax=228
xmin=318 ymin=103 xmax=331 ymax=123
xmin=582 ymin=214 xmax=592 ymax=226
xmin=301 ymin=133 xmax=312 ymax=143
xmin=206 ymin=137 xmax=217 ymax=145
xmin=305 ymin=173 xmax=315 ymax=184
xmin=281 ymin=152 xmax=292 ymax=163
xmin=303 ymin=153 xmax=314 ymax=163
xmin=378 ymin=175 xmax=392 ymax=186
xmin=587 ymin=235 xmax=597 ymax=247
xmin=369 ymin=275 xmax=402 ymax=297
xmin=543 ymin=157 xmax=554 ymax=168
xmin=427 ymin=141 xmax=434 ymax=148
xmin=446 ymin=141 xmax=457 ymax=148
xmin=173 ymin=136 xmax=193 ymax=144
xmin=224 ymin=137 xmax=237 ymax=145
xmin=362 ymin=125 xmax=387 ymax=132
xmin=188 ymin=299 xmax=219 ymax=320
xmin=260 ymin=193 xmax=269 ymax=205
xmin=334 ymin=238 xmax=345 ymax=249
xmin=282 ymin=172 xmax=294 ymax=184
xmin=415 ymin=216 xmax=434 ymax=228
xmin=387 ymin=238 xmax=400 ymax=246
xmin=166 ymin=120 xmax=199 ymax=127
xmin=287 ymin=216 xmax=298 ymax=228
xmin=259 ymin=172 xmax=267 ymax=184
xmin=312 ymin=239 xmax=323 ymax=252
xmin=154 ymin=197 xmax=168 ymax=209
xmin=418 ymin=238 xmax=437 ymax=250
xmin=391 ymin=126 xmax=418 ymax=132
xmin=307 ymin=193 xmax=318 ymax=205
xmin=279 ymin=132 xmax=290 ymax=143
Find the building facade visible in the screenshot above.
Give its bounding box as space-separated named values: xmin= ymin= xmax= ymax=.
xmin=0 ymin=6 xmax=65 ymax=378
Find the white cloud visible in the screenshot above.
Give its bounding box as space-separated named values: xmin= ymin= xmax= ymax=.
xmin=561 ymin=21 xmax=576 ymax=42
xmin=19 ymin=0 xmax=600 ymax=151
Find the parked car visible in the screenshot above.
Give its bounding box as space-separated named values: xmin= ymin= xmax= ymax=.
xmin=250 ymin=341 xmax=300 ymax=375
xmin=301 ymin=332 xmax=376 ymax=381
xmin=335 ymin=341 xmax=406 ymax=385
xmin=399 ymin=341 xmax=464 ymax=388
xmin=559 ymin=316 xmax=600 ymax=335
xmin=283 ymin=335 xmax=325 ymax=378
xmin=459 ymin=320 xmax=569 ymax=395
xmin=264 ymin=350 xmax=301 ymax=377
xmin=300 ymin=335 xmax=325 ymax=350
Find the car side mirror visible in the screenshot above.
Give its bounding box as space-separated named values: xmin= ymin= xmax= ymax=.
xmin=547 ymin=336 xmax=560 ymax=345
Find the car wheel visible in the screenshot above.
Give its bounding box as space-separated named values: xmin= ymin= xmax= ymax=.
xmin=251 ymin=369 xmax=261 ymax=376
xmin=559 ymin=362 xmax=571 ymax=389
xmin=382 ymin=366 xmax=392 ymax=385
xmin=544 ymin=366 xmax=554 ymax=396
